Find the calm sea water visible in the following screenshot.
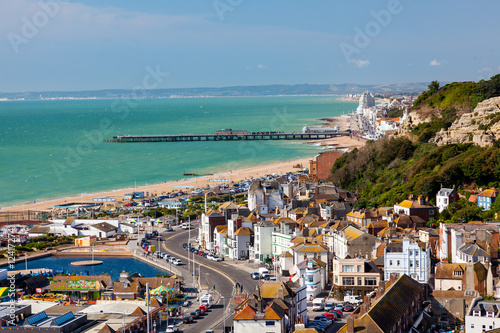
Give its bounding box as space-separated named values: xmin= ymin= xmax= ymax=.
xmin=0 ymin=96 xmax=356 ymax=207
xmin=9 ymin=256 xmax=168 ymax=280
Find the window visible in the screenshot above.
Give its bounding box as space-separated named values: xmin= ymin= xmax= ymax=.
xmin=453 ymin=270 xmax=463 ymax=277
xmin=343 ymin=277 xmax=354 ymax=286
xmin=410 ymin=261 xmax=413 ymax=268
xmin=357 ymin=277 xmax=362 ymax=286
xmin=342 ymin=265 xmax=354 ymax=272
xmin=335 ymin=275 xmax=338 ymax=283
xmin=357 ymin=265 xmax=361 ymax=272
xmin=429 ymin=210 xmax=434 ymax=215
xmin=365 ymin=277 xmax=377 ymax=285
xmin=265 ymin=321 xmax=275 ymax=326
xmin=397 ymin=260 xmax=400 ymax=266
xmin=409 ymin=250 xmax=413 ymax=256
xmin=389 ymin=260 xmax=393 ymax=266
xmin=308 ymin=275 xmax=314 ymax=283
xmin=416 ymin=261 xmax=419 ymax=268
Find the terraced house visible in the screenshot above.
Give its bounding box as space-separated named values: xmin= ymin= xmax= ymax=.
xmin=233 ymin=281 xmax=301 ymax=333
xmin=338 ymin=274 xmax=425 ymax=333
xmin=331 ymin=258 xmax=382 ymax=300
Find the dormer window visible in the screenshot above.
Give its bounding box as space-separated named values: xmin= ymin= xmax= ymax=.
xmin=453 ymin=271 xmax=463 ymax=277
xmin=473 ymin=311 xmax=481 ymax=316
xmin=487 ymin=311 xmax=495 ymax=318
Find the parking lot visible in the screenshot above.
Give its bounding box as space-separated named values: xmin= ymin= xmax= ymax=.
xmin=306 ymin=301 xmax=355 ymax=333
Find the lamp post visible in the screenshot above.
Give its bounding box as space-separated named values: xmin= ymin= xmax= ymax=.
xmin=221 ymin=296 xmax=225 ymax=333
xmin=146 ymin=283 xmax=150 ymax=333
xmin=166 ymin=282 xmax=171 ymax=327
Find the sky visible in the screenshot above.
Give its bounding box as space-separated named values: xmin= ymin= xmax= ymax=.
xmin=0 ymin=0 xmax=499 ymax=92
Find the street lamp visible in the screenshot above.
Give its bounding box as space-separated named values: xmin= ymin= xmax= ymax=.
xmin=221 ymin=296 xmax=226 ymax=333
xmin=166 ymin=282 xmax=171 ymax=327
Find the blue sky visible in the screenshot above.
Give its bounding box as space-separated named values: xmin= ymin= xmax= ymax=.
xmin=0 ymin=0 xmax=499 ymax=92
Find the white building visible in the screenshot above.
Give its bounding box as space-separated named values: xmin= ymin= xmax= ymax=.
xmin=213 ymin=225 xmax=228 ymax=257
xmin=436 ymin=187 xmax=457 ymax=213
xmin=465 ymin=299 xmax=500 ymax=333
xmin=356 ymin=92 xmax=375 ymax=115
xmin=438 ymin=222 xmax=500 ymax=263
xmin=290 ymin=260 xmax=326 ymax=300
xmin=253 ymin=221 xmax=278 ymax=262
xmin=248 ymin=180 xmax=284 ymax=213
xmin=325 ymin=226 xmax=377 ymax=260
xmin=48 ymin=218 xmax=119 ymax=237
xmin=290 ymin=242 xmax=329 ymax=267
xmin=384 ymin=238 xmax=430 ymax=283
xmin=228 ymin=227 xmax=252 ymax=260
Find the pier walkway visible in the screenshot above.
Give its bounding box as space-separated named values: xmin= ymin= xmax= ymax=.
xmin=106 ymin=131 xmax=350 ymax=143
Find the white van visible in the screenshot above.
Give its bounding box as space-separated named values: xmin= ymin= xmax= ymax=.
xmin=200 ymin=294 xmax=213 ymax=308
xmin=181 ymin=223 xmax=191 ymax=229
xmin=312 ymin=298 xmax=325 ymax=311
xmin=344 ymin=295 xmax=363 ymax=305
xmin=258 ymin=267 xmax=269 ymax=276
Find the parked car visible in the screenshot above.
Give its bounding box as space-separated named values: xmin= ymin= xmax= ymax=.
xmin=183 ymin=316 xmax=193 ymax=323
xmin=324 ymin=301 xmax=335 ymax=311
xmin=314 ymin=316 xmax=333 ymax=326
xmin=173 ymin=259 xmax=182 ymax=265
xmin=334 ymin=304 xmax=344 ymax=311
xmin=166 ymin=324 xmax=179 ymax=332
xmin=182 ymin=243 xmax=188 ymax=248
xmin=343 ymin=304 xmax=354 ymax=312
xmin=330 ymin=309 xmax=343 ymax=317
xmin=199 ymin=304 xmax=207 ymax=312
xmin=323 ymin=312 xmax=336 ymax=320
xmin=195 ymin=308 xmax=204 ymax=316
xmin=206 ymin=254 xmax=214 ymax=260
xmin=190 ymin=311 xmax=200 ymax=319
xmin=250 ymin=272 xmax=260 ymax=280
xmin=328 ymin=310 xmax=341 ymax=319
xmin=212 ymin=256 xmax=222 ymax=262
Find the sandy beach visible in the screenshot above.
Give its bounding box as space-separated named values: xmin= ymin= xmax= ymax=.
xmin=3 ymin=136 xmax=365 ymax=212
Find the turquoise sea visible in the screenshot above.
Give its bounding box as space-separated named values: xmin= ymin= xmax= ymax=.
xmin=0 ymin=96 xmax=356 ymax=207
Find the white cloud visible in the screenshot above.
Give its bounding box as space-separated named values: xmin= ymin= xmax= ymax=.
xmin=479 ymin=67 xmax=492 ymax=73
xmin=350 ymin=59 xmax=370 ymax=68
xmin=257 ymin=64 xmax=266 ymax=69
xmin=429 ymin=59 xmax=441 ymax=66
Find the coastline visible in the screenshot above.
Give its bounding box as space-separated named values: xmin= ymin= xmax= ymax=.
xmin=3 ymin=136 xmax=364 ymax=212
xmin=3 ymin=157 xmax=310 ymax=211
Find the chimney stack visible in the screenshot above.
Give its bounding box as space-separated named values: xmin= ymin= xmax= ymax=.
xmin=390 ymin=273 xmax=397 ymax=285
xmin=364 ymin=295 xmax=371 ymax=309
xmin=257 ymin=298 xmax=263 ymax=313
xmin=346 ymin=315 xmax=355 ymax=333
xmin=278 ymin=286 xmax=284 ymax=300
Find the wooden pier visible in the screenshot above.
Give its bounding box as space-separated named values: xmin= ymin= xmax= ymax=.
xmin=105 ymin=131 xmax=350 ymax=143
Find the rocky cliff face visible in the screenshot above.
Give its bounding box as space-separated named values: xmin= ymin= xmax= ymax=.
xmin=432 ymin=97 xmax=500 ymax=147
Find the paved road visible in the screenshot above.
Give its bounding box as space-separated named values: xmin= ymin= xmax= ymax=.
xmin=160 ymin=223 xmax=261 ymax=333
